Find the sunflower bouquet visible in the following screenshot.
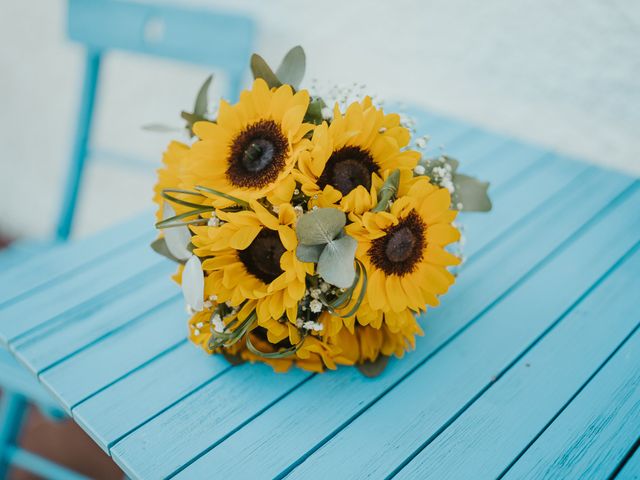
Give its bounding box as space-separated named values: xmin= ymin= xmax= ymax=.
xmin=151 ymin=47 xmax=491 ymax=376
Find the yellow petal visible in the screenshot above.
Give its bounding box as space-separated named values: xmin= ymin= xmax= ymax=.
xmin=230 ymin=225 xmax=261 ymax=250
xmin=278 ymin=226 xmax=297 ymax=251
xmin=249 ymin=200 xmax=279 ymax=230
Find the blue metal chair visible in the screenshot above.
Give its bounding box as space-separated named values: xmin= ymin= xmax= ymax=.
xmin=0 ymin=1 xmax=254 ymax=477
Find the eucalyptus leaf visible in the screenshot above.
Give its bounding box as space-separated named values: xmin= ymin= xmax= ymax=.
xmin=296 ymin=208 xmax=346 ymax=245
xmin=181 ymin=111 xmax=207 ymax=136
xmin=250 ymin=53 xmax=282 ymax=89
xmin=357 ymin=355 xmax=390 ymax=378
xmin=142 ymin=123 xmax=182 ymax=133
xmin=194 ymin=74 xmax=213 ymax=117
xmin=296 ymin=243 xmax=325 ymax=263
xmin=150 ymin=237 xmax=186 ymax=264
xmin=275 ymin=46 xmax=306 ymax=89
xmin=304 ymin=98 xmax=325 ymax=125
xmin=317 ymin=235 xmax=357 ymax=288
xmin=453 ymin=174 xmax=492 ymax=212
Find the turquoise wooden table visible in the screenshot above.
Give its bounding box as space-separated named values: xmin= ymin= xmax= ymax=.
xmin=1 ymin=108 xmax=638 ymax=480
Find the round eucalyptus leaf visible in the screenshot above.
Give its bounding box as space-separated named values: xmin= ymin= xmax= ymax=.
xmin=296 ymin=243 xmax=325 ymax=263
xmin=317 ymin=235 xmax=357 ymax=288
xmin=453 ymin=174 xmax=492 ymax=212
xmin=296 ymin=208 xmax=346 ymax=245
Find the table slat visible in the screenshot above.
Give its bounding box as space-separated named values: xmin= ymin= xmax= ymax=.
xmin=285 ymin=181 xmax=640 ymax=480
xmin=394 ymin=244 xmax=640 ymax=479
xmin=0 ymin=241 xmax=163 ymax=345
xmin=173 ymin=167 xmax=635 ymax=480
xmin=39 ymin=298 xmax=185 ymax=410
xmin=503 ymin=325 xmax=640 ymax=480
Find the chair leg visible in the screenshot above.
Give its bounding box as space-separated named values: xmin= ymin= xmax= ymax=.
xmin=0 ymin=391 xmax=28 ymax=478
xmin=56 ymin=49 xmax=102 ymax=241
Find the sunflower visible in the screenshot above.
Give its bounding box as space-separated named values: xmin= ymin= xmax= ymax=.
xmin=294 ymin=97 xmax=420 ymax=214
xmin=191 ymin=200 xmax=313 ymax=346
xmin=328 ymin=318 xmax=423 ymax=366
xmin=153 ymin=140 xmax=191 ymax=221
xmin=346 ymin=177 xmax=461 ymax=327
xmin=184 ymin=78 xmax=313 ymax=207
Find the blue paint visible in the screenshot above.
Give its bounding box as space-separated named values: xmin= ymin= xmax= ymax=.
xmin=57 ymin=0 xmax=255 ymax=239
xmin=0 ymin=109 xmax=638 ymax=479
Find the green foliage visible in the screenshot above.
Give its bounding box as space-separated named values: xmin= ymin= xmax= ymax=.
xmin=181 ymin=74 xmax=214 ymax=136
xmin=150 ymin=237 xmax=186 ymax=264
xmin=295 ymin=207 xmax=358 ymax=288
xmin=373 ymin=169 xmax=400 ymax=212
xmin=275 ymin=46 xmax=306 ymax=90
xmin=250 ymin=46 xmax=307 ymax=90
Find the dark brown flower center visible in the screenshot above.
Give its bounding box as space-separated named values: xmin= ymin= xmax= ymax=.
xmin=368 ymin=210 xmax=426 ymax=276
xmin=238 ymin=229 xmax=285 ymax=283
xmin=227 ymin=120 xmax=288 ymax=189
xmin=317 ymin=146 xmax=378 ymax=196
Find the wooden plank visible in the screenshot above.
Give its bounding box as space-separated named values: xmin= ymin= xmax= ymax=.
xmin=502 ymin=332 xmax=640 ymax=479
xmin=0 ymin=240 xmax=164 ymax=345
xmin=461 ymin=154 xmax=585 ymax=257
xmin=11 ymin=272 xmax=178 ymax=374
xmin=177 ymin=175 xmax=637 ymax=480
xmin=617 ymin=447 xmax=640 ymax=480
xmin=72 ymin=341 xmax=230 ymax=452
xmin=114 ymin=161 xmax=619 ymax=479
xmin=0 ymin=213 xmax=151 ymax=306
xmin=38 ymin=298 xmax=186 ymax=411
xmin=111 ymin=364 xmax=311 ymax=479
xmin=394 ymin=245 xmax=640 ymax=480
xmin=284 ymin=181 xmax=640 ymax=480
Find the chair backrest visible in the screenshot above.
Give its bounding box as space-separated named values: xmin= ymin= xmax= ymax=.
xmin=57 ymin=0 xmax=255 ymax=240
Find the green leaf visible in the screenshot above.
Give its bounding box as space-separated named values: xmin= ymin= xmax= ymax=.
xmin=141 ymin=123 xmax=181 ymax=133
xmin=181 ymin=111 xmax=207 ymax=137
xmin=373 ymin=169 xmax=400 ymax=212
xmin=296 ymin=208 xmax=346 ymax=245
xmin=296 ymin=243 xmax=325 ymax=263
xmin=304 ymin=98 xmax=326 ymax=125
xmin=194 ymin=74 xmax=213 ymax=117
xmin=317 ymin=235 xmax=357 ymax=288
xmin=250 ymin=53 xmax=282 ymax=89
xmin=276 ymin=46 xmax=306 ymax=89
xmin=453 ymin=174 xmax=492 ymax=212
xmin=357 ymin=355 xmax=390 ymax=378
xmin=150 ymin=237 xmax=186 ymax=264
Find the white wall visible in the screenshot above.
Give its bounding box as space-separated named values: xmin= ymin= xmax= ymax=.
xmin=1 ymin=0 xmax=638 ymax=239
